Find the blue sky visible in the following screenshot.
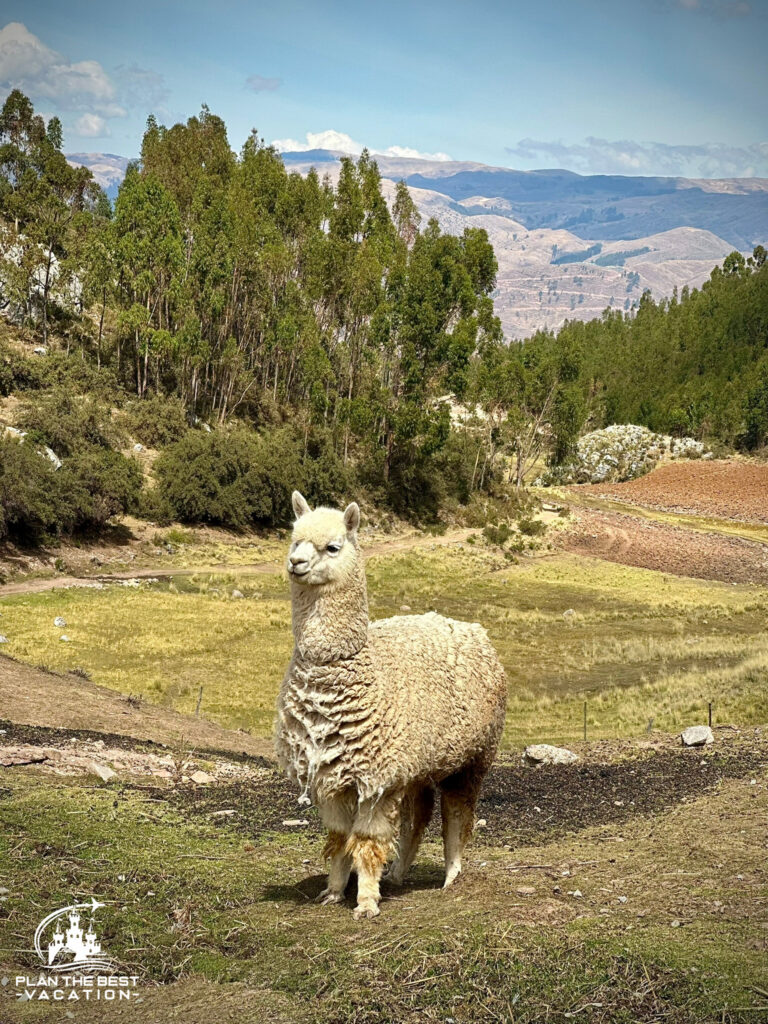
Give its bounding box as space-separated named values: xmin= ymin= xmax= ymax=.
xmin=1 ymin=0 xmax=766 ymax=176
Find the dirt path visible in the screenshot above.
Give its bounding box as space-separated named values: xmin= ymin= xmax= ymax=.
xmin=0 ymin=529 xmax=474 ymax=598
xmin=558 ymin=505 xmax=768 ymax=585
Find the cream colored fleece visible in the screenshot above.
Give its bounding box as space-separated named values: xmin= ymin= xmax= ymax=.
xmin=275 ymin=529 xmax=507 ymax=808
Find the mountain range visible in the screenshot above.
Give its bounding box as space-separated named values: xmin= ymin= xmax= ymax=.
xmin=68 ymin=150 xmax=768 ymax=340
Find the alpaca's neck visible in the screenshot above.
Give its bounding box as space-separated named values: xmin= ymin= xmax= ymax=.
xmin=291 ymin=556 xmax=369 ymax=663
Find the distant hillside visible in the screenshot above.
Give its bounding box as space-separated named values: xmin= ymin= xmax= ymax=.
xmin=66 ymin=152 xmax=131 ymax=200
xmin=67 ymin=148 xmax=768 ymax=339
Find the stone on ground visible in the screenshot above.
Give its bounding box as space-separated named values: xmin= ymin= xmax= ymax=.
xmin=523 ymin=744 xmax=579 ymax=765
xmin=681 ymin=725 xmax=714 ymax=747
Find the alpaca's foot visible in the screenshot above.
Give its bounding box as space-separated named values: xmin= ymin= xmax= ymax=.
xmin=315 ymin=888 xmax=345 ymax=906
xmin=353 ymin=899 xmax=380 ymax=920
xmin=443 ymin=862 xmax=462 ymax=888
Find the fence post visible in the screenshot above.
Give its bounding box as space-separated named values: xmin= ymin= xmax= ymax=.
xmin=708 ymin=701 xmax=712 ymax=728
xmin=196 ymin=686 xmax=203 ymax=717
xmin=583 ymin=700 xmax=587 ymax=741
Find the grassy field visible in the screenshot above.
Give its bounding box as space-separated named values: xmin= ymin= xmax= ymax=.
xmin=0 ymin=758 xmax=765 ymax=1023
xmin=0 ymin=542 xmax=766 ymax=746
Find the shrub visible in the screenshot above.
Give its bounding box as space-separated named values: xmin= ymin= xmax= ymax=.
xmin=0 ymin=340 xmax=44 ymax=395
xmin=155 ymin=425 xmax=353 ymax=530
xmin=483 ymin=523 xmax=512 ymax=547
xmin=126 ymin=394 xmax=189 ymax=447
xmin=0 ymin=436 xmax=142 ymax=542
xmin=518 ymin=516 xmax=546 ymax=537
xmin=17 ymin=389 xmax=125 ymax=458
xmin=62 ymin=448 xmax=143 ymax=529
xmin=0 ymin=435 xmax=65 ymax=541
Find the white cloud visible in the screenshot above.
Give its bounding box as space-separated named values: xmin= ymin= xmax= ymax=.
xmin=271 ymin=129 xmax=452 ymax=162
xmin=74 ymin=113 xmax=108 ymax=137
xmin=380 ymin=144 xmax=453 ymax=162
xmin=272 ymin=129 xmax=364 ymax=155
xmin=505 ymin=137 xmax=768 ymax=178
xmin=245 ymin=73 xmax=281 ymax=93
xmin=0 ymin=22 xmax=125 ymax=117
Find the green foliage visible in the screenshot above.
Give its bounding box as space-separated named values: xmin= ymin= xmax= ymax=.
xmin=17 ymin=388 xmax=125 ymax=457
xmin=0 ymin=435 xmax=140 ymax=540
xmin=483 ymin=522 xmax=512 ymax=547
xmin=518 ymin=516 xmax=546 ymax=536
xmin=513 ymin=249 xmax=768 ymax=456
xmin=0 ymin=435 xmax=64 ymax=541
xmin=155 ymin=426 xmax=351 ymax=529
xmin=62 ymin=447 xmax=143 ymax=529
xmin=125 ymin=394 xmax=189 ymax=447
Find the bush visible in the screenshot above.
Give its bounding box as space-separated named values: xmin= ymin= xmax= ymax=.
xmin=17 ymin=389 xmax=125 ymax=458
xmin=62 ymin=449 xmax=143 ymax=529
xmin=125 ymin=394 xmax=189 ymax=448
xmin=155 ymin=425 xmax=353 ymax=530
xmin=518 ymin=516 xmax=546 ymax=537
xmin=0 ymin=435 xmax=65 ymax=541
xmin=0 ymin=340 xmax=44 ymax=395
xmin=483 ymin=523 xmax=512 ymax=547
xmin=0 ymin=435 xmax=142 ymax=542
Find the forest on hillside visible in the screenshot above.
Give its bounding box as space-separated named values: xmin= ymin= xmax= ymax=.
xmin=0 ymin=89 xmax=766 ymax=542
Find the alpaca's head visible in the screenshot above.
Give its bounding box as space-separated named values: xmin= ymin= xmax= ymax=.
xmin=287 ymin=491 xmax=361 ymax=586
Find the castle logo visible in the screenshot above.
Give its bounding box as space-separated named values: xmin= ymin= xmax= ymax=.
xmin=34 ymin=898 xmax=112 ymax=972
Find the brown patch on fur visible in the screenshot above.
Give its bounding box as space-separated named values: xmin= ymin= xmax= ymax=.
xmin=322 ymin=830 xmax=347 ymax=860
xmin=344 ymin=834 xmax=390 ymax=872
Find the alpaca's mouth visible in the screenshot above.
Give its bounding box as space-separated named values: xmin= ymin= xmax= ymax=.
xmin=289 ymin=565 xmax=310 ymax=578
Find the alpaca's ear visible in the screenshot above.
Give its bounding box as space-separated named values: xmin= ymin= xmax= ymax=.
xmin=292 ymin=491 xmax=311 ymax=519
xmin=343 ymin=502 xmax=360 ymax=535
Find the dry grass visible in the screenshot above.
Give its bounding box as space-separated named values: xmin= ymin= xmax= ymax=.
xmin=0 ymin=543 xmax=766 ymax=746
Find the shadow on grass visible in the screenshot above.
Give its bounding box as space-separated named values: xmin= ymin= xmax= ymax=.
xmin=260 ymin=864 xmax=446 ymax=907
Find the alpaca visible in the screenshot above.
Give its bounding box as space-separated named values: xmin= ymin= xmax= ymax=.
xmin=275 ymin=492 xmax=507 ymax=919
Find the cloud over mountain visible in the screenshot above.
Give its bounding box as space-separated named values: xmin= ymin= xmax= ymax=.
xmin=271 ymin=129 xmax=452 ymax=162
xmin=505 ymin=137 xmax=768 ymax=178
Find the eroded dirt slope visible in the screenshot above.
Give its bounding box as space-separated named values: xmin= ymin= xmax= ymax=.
xmin=580 ymin=460 xmax=768 ymax=524
xmin=557 ymin=506 xmax=768 ymax=584
xmin=0 ymin=655 xmax=272 ymax=759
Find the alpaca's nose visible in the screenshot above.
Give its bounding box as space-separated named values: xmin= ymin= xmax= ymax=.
xmin=289 ymin=553 xmax=309 ymax=574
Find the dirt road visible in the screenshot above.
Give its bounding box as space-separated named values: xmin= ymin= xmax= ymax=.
xmin=0 ymin=529 xmax=474 ymax=598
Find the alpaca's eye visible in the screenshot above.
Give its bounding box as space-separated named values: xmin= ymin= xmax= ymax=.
xmin=326 ymin=543 xmax=341 ymax=555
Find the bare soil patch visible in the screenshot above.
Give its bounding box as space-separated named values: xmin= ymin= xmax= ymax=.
xmin=0 ymin=655 xmax=273 ymax=759
xmin=580 ymin=459 xmax=768 ymax=524
xmin=557 ymin=505 xmax=768 ymax=584
xmin=149 ymin=732 xmax=768 ymax=848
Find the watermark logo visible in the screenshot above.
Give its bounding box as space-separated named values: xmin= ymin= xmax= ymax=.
xmin=5 ymin=897 xmax=140 ymax=1004
xmin=34 ymin=898 xmax=112 ymax=972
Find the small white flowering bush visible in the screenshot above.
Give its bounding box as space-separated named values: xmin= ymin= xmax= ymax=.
xmin=537 ymin=424 xmax=710 ymax=485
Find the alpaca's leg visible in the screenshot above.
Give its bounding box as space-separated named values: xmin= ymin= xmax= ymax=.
xmin=348 ymin=792 xmax=402 ymax=920
xmin=316 ymin=831 xmax=353 ymax=905
xmin=316 ymin=796 xmax=354 ymax=905
xmin=388 ymin=786 xmax=434 ymax=885
xmin=439 ymin=760 xmax=486 ymax=888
